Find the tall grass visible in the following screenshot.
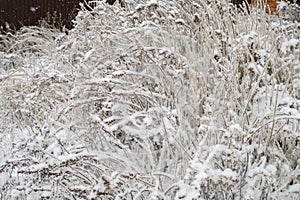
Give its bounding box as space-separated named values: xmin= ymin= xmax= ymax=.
xmin=0 ymin=0 xmax=299 ymax=199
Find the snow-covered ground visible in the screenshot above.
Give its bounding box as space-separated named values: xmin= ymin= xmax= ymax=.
xmin=0 ymin=0 xmax=299 ymax=199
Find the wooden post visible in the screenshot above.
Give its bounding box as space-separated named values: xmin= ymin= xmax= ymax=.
xmin=251 ymin=0 xmax=279 ymax=13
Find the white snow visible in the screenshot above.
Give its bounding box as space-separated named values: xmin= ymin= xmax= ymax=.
xmin=0 ymin=0 xmax=299 ymax=199
xmin=289 ymin=184 xmax=300 ymax=193
xmin=280 ymin=39 xmax=299 ymax=54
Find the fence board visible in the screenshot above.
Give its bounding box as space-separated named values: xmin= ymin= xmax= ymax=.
xmin=0 ymin=0 xmax=121 ymax=31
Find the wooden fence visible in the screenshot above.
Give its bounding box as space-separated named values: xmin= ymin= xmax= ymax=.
xmin=0 ymin=0 xmax=85 ymax=31
xmin=0 ymin=0 xmax=121 ymax=32
xmin=251 ymin=0 xmax=300 ymax=13
xmin=251 ymin=0 xmax=278 ymax=13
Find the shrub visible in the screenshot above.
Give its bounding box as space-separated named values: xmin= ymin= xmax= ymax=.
xmin=0 ymin=0 xmax=299 ymax=199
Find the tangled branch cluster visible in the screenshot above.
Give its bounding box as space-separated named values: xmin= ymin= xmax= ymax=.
xmin=0 ymin=0 xmax=299 ymax=199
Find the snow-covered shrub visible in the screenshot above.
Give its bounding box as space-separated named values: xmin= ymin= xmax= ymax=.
xmin=0 ymin=0 xmax=299 ymax=199
xmin=277 ymin=1 xmax=300 ymax=22
xmin=174 ymin=1 xmax=300 ymax=199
